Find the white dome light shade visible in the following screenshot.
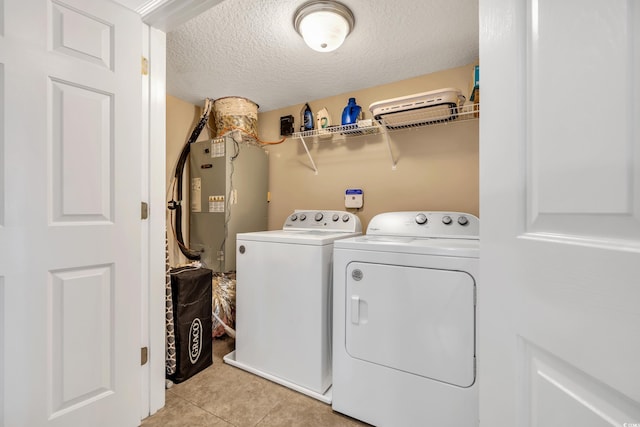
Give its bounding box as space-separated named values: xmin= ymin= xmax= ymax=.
xmin=294 ymin=1 xmax=355 ymax=53
xmin=299 ymin=11 xmax=349 ymax=52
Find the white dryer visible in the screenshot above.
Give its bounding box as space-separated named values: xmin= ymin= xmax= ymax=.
xmin=332 ymin=211 xmax=479 ymax=427
xmin=224 ymin=210 xmax=362 ymax=403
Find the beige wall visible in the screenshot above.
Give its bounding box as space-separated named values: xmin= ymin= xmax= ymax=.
xmin=166 ymin=95 xmax=213 ymax=266
xmin=258 ymin=62 xmax=479 ymax=231
xmin=165 ymin=62 xmax=479 ymax=266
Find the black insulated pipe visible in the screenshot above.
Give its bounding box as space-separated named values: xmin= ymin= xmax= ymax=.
xmin=170 ymin=99 xmax=213 ymax=260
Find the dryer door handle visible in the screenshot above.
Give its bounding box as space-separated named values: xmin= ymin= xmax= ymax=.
xmin=351 ymin=295 xmax=360 ymax=324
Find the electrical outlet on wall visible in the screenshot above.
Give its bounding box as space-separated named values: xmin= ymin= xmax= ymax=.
xmin=345 ymin=188 xmax=363 ymax=209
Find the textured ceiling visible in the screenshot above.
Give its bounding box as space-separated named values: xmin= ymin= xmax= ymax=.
xmin=166 ymin=0 xmax=479 ymax=112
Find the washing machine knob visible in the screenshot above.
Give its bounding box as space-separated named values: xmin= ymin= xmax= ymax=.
xmin=332 ymin=214 xmax=340 ymax=222
xmin=315 ymin=212 xmax=324 ymax=221
xmin=458 ymin=216 xmax=469 ymax=226
xmin=342 ymin=214 xmax=350 ymax=222
xmin=290 ymin=214 xmax=298 ymax=221
xmin=415 ymin=213 xmax=428 ymax=225
xmin=299 ymin=213 xmax=307 ymax=221
xmin=442 ymin=215 xmax=452 ymax=225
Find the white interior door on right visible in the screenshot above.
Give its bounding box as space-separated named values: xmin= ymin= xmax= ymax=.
xmin=480 ymin=0 xmax=640 ymax=426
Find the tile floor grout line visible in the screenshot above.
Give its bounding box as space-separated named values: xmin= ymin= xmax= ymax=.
xmin=252 ymin=409 xmax=271 ymax=427
xmin=167 ymin=389 xmax=240 ymax=427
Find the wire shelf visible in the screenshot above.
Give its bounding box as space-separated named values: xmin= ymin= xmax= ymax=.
xmin=291 ymin=121 xmax=381 ymax=140
xmin=377 ymin=103 xmax=479 ymax=130
xmin=290 ymin=104 xmax=479 ymax=174
xmin=291 ymin=103 xmax=479 ymax=141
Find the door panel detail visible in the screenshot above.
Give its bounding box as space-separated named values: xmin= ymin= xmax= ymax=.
xmin=49 ymin=265 xmax=114 ymax=417
xmin=50 ymin=0 xmax=113 ymax=69
xmin=520 ymin=339 xmax=640 ymax=426
xmin=0 ymin=63 xmax=3 ymax=227
xmin=50 ymin=78 xmax=113 ymax=223
xmin=525 ymin=0 xmax=640 ymax=244
xmin=345 ymin=262 xmax=475 ymax=387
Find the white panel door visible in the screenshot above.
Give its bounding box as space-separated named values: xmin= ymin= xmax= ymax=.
xmin=0 ymin=1 xmax=142 ymax=426
xmin=479 ymin=0 xmax=640 ymax=426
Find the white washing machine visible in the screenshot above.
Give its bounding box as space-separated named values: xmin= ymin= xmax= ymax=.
xmin=223 ymin=210 xmax=362 ymax=403
xmin=332 ymin=211 xmax=479 ymax=427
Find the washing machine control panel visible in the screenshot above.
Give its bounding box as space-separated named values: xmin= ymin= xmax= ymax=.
xmin=367 ymin=211 xmax=479 ymax=239
xmin=284 ymin=210 xmax=362 ymax=232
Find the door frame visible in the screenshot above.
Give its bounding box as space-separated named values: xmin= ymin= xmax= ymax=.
xmin=136 ymin=0 xmax=218 ymax=417
xmin=141 ymin=24 xmax=167 ymax=417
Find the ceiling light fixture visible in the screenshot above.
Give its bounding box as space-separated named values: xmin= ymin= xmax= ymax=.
xmin=293 ymin=0 xmax=355 ymax=53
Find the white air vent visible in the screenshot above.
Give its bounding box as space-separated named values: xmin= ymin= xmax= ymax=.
xmin=369 ymin=88 xmax=465 ymax=129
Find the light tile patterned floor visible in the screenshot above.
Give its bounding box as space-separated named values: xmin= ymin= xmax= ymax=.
xmin=141 ymin=336 xmax=370 ymax=427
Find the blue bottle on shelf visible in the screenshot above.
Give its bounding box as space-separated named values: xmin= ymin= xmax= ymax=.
xmin=341 ymin=97 xmax=362 ymax=126
xmin=301 ymin=103 xmax=314 ymax=131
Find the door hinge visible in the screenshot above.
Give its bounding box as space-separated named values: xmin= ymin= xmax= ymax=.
xmin=141 ymin=201 xmax=149 ymax=220
xmin=141 ymin=347 xmax=148 ymax=366
xmin=141 ymin=56 xmax=149 ymax=75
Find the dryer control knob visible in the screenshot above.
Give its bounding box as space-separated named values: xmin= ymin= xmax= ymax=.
xmin=458 ymin=216 xmax=469 ymax=226
xmin=442 ymin=215 xmax=452 ymax=225
xmin=290 ymin=214 xmax=298 ymax=221
xmin=342 ymin=214 xmax=350 ymax=222
xmin=415 ymin=213 xmax=428 ymax=225
xmin=299 ymin=214 xmax=307 ymax=221
xmin=315 ymin=213 xmax=324 ymax=221
xmin=332 ymin=214 xmax=340 ymax=222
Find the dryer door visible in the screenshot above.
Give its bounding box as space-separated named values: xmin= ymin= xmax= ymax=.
xmin=345 ymin=262 xmax=476 ymax=387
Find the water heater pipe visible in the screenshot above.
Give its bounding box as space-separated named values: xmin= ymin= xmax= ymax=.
xmin=168 ymin=98 xmax=213 ymax=260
